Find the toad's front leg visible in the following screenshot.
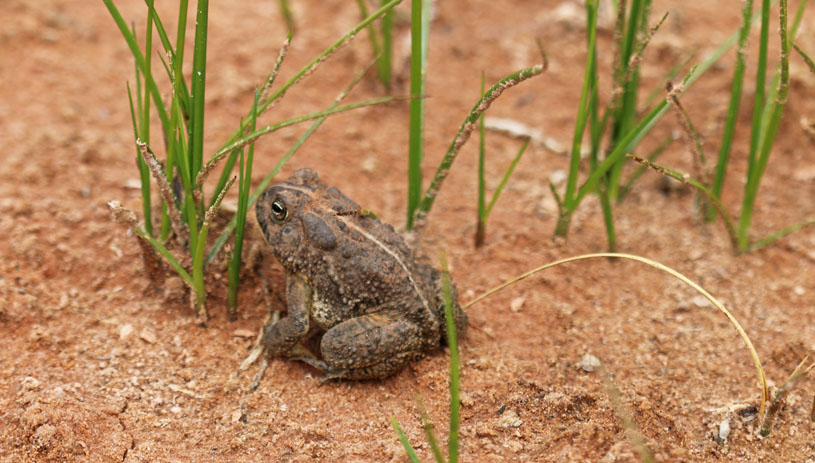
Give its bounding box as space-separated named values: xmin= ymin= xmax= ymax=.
xmin=261 ymin=272 xmax=312 ymax=357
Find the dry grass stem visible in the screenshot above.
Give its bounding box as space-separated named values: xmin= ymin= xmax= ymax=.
xmin=623 ymin=12 xmax=669 ymax=88
xmin=625 ymin=154 xmax=740 ymax=250
xmin=204 ymin=176 xmax=236 ymax=226
xmin=108 ymin=200 xmax=138 ymax=227
xmin=665 ymin=82 xmax=708 ymax=182
xmin=259 ymin=35 xmax=292 ymax=103
xmin=136 ymin=139 xmax=188 ymax=243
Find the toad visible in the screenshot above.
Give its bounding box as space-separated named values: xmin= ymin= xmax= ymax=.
xmin=255 ymin=168 xmax=467 ymax=380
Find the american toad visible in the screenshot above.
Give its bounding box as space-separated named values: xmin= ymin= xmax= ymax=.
xmin=255 ymin=168 xmax=467 ymax=380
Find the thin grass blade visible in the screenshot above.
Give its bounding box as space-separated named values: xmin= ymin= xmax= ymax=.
xmin=132 ymin=227 xmax=193 ymax=285
xmin=483 ymin=138 xmax=530 ymax=219
xmin=188 ymin=0 xmax=209 ymax=198
xmin=103 ymin=0 xmax=169 ymax=130
xmin=389 ymin=417 xmax=422 ymax=463
xmin=227 ymin=90 xmax=260 ymax=314
xmin=127 ymin=83 xmax=153 ymax=237
xmin=406 ymin=0 xmax=427 ymax=229
xmin=709 ymin=0 xmax=753 ymax=222
xmin=737 ymin=0 xmax=790 ymax=252
xmin=439 ymin=252 xmax=460 ymax=463
xmin=415 ymin=395 xmax=446 ymax=463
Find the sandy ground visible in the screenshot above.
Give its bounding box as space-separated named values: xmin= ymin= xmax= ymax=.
xmin=2 ymin=0 xmax=815 ymax=461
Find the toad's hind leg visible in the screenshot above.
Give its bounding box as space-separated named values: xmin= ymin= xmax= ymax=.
xmin=295 ymin=312 xmax=428 ymax=380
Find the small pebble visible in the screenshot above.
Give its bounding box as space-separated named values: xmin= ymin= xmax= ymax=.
xmin=549 ymin=169 xmax=567 ymax=185
xmin=510 ymin=297 xmax=525 ymax=313
xmin=794 ymin=285 xmax=805 ymax=296
xmin=232 ymin=329 xmax=256 ymax=338
xmin=717 ymin=418 xmax=731 ymax=443
xmin=691 ymin=295 xmax=712 ymax=308
xmin=139 ymin=328 xmax=157 ymax=344
xmin=497 ymin=409 xmax=522 ymax=428
xmin=119 ymin=324 xmax=134 ymax=340
xmin=579 ymin=353 xmax=602 ymax=372
xmin=124 ymin=179 xmax=142 ymax=189
xmin=21 ymin=376 xmax=41 ymax=391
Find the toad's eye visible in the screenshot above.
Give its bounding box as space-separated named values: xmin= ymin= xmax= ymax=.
xmin=271 ymin=199 xmax=288 ymax=221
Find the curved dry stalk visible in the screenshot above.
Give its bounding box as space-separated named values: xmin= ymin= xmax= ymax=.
xmin=463 ymin=252 xmax=769 ymax=419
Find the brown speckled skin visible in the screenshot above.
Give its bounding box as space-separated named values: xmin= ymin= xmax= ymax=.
xmin=256 ymin=168 xmax=467 ymax=380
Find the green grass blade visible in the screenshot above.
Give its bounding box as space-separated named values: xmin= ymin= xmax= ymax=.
xmin=175 ymin=0 xmax=190 ymax=119
xmin=279 ymin=0 xmax=295 ymax=33
xmin=484 ymin=138 xmax=530 ymax=219
xmin=356 ymin=0 xmax=385 ymax=86
xmin=192 ymin=176 xmax=235 ymax=319
xmin=140 ymin=0 xmax=155 ymax=223
xmin=389 ymin=417 xmax=422 ymax=463
xmin=598 ymin=185 xmax=616 ymax=251
xmin=103 ymin=0 xmax=169 ymax=132
xmin=439 ymin=253 xmax=460 ymax=463
xmin=356 ymin=0 xmax=382 ymax=56
xmin=133 ymin=227 xmax=193 ymax=285
xmin=709 ymin=0 xmax=754 ymax=222
xmin=147 ymin=1 xmax=191 ymax=119
xmin=174 ymin=0 xmax=189 ymax=67
xmin=563 ymin=0 xmax=599 ymax=205
xmin=127 ymin=83 xmax=153 ymax=237
xmin=746 ymin=0 xmax=771 ymax=181
xmin=605 ymin=0 xmax=648 ymax=201
xmin=737 ymin=0 xmax=790 ymax=252
xmin=752 ymin=0 xmax=805 ymax=165
xmin=794 ymin=43 xmax=815 ymax=74
xmin=188 ymin=0 xmax=209 ymax=200
xmin=415 ymin=396 xmax=446 ymax=463
xmin=406 ymin=0 xmax=426 ymax=229
xmin=475 ymin=73 xmax=486 ymax=246
xmin=749 ymin=217 xmax=815 ymax=252
xmin=227 ymin=90 xmax=259 ymax=314
xmin=380 ymin=0 xmax=395 ymax=90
